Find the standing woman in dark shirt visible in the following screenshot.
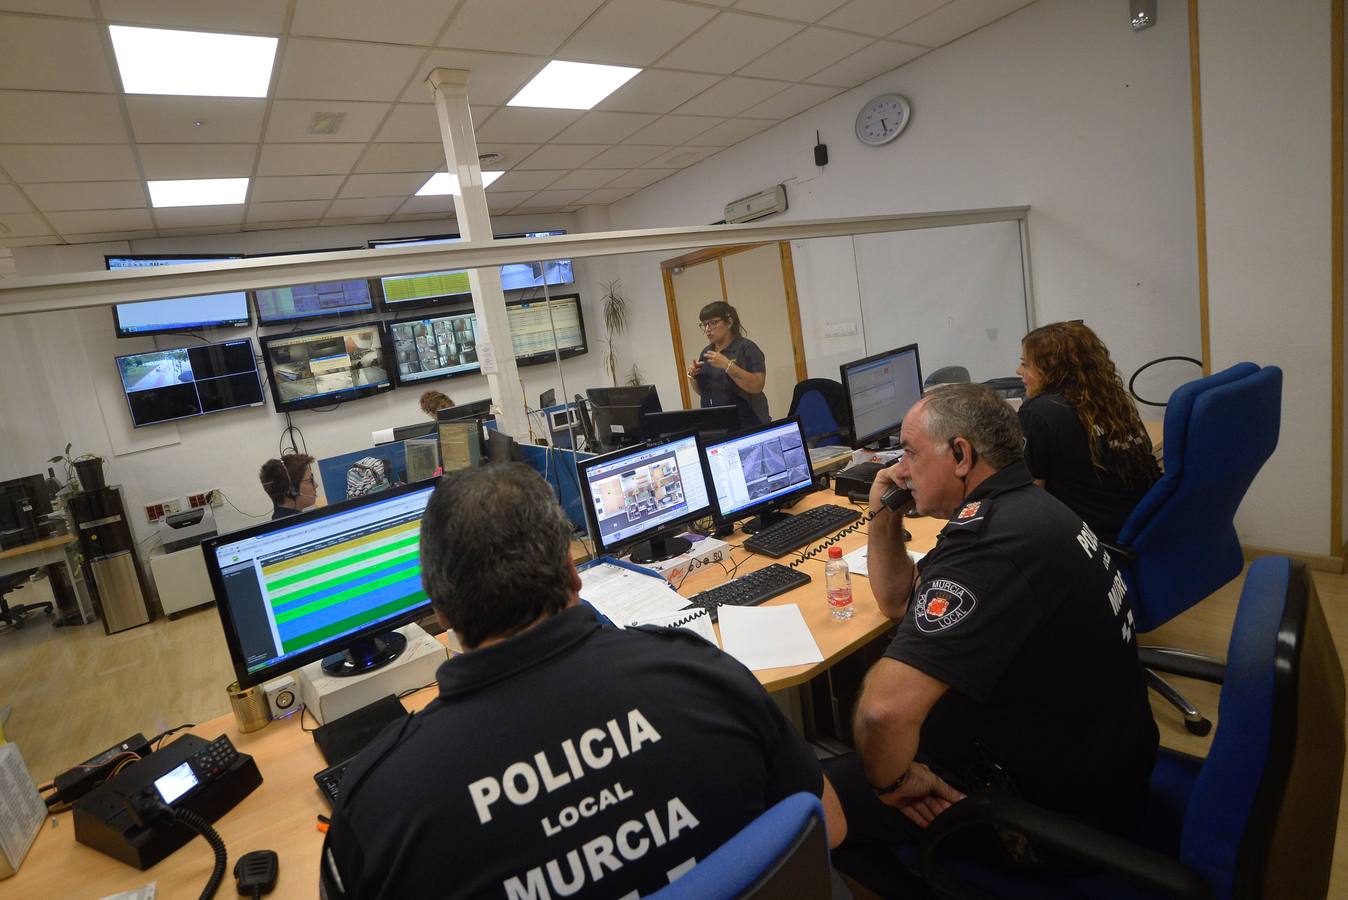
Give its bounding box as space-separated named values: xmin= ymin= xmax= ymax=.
xmin=1016 ymin=322 xmax=1159 ymax=543
xmin=686 ymin=300 xmax=770 ymax=429
xmin=259 ymin=453 xmax=317 ymax=520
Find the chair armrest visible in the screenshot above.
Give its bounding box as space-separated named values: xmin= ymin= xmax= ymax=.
xmin=1139 ymin=647 xmax=1226 ymax=684
xmin=1100 ymin=540 xmax=1137 ymax=563
xmin=918 ymin=794 xmax=1213 ymax=900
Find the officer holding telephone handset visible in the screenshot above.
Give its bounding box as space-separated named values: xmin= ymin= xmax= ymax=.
xmin=825 ymin=383 xmax=1159 ymax=889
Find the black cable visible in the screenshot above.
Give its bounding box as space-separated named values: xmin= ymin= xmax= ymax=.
xmin=149 ymin=723 xmax=196 ymax=750
xmin=1128 ymin=355 xmax=1203 ymax=407
xmin=301 ymin=705 xmax=319 ymax=733
xmin=173 ymin=807 xmax=228 ymax=900
xmin=788 ymin=511 xmax=876 ymax=569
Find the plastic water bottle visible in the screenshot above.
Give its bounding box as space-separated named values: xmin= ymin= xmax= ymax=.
xmin=825 ymin=546 xmax=854 ymax=620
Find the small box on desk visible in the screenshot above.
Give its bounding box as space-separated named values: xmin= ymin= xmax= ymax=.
xmin=296 ymin=623 xmax=447 ymax=726
xmin=642 ymin=534 xmax=732 ymax=585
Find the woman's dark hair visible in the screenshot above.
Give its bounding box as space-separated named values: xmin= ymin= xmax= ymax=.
xmin=699 ymin=300 xmax=746 ymax=337
xmin=419 ymin=389 xmax=453 ymax=418
xmin=259 ymin=453 xmax=315 ymax=504
xmin=1022 ymin=321 xmax=1155 ymax=484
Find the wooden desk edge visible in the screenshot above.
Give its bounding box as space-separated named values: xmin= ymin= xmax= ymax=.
xmin=0 ymin=533 xmax=76 ymax=561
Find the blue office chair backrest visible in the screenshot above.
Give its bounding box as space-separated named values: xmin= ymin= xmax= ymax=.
xmin=649 ymin=792 xmax=831 ymax=899
xmin=787 ymin=378 xmax=846 ymax=447
xmin=1179 ymin=556 xmax=1344 ymax=900
xmin=1116 ymin=363 xmax=1282 ymax=632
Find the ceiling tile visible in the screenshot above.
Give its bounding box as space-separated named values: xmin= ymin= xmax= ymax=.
xmin=738 ymin=27 xmax=871 ymax=81
xmin=0 ymin=212 xmax=52 ymax=235
xmin=546 ymin=169 xmax=623 ymax=190
xmin=395 ymin=194 xmax=454 ymax=215
xmin=0 ymin=15 xmax=115 ymax=92
xmin=487 ymin=192 xmax=533 ymax=213
xmin=158 ymin=225 xmax=244 ymax=237
xmin=623 ymin=115 xmax=723 ymax=145
xmin=739 ymin=83 xmax=841 ymax=120
xmin=327 ymin=197 xmax=403 ymax=217
xmin=323 ymin=215 xmax=391 ymax=225
xmin=100 ymin=0 xmax=287 ymax=32
xmin=275 ymin=39 xmax=423 ymax=102
xmin=641 ymin=146 xmax=719 ymax=168
xmin=1 ymin=235 xmax=63 ymax=247
xmin=0 ymin=143 xmax=139 ymax=184
xmin=581 ymin=187 xmax=637 ymax=204
xmin=522 ymin=189 xmax=590 ymax=206
xmin=672 ymin=77 xmax=787 ymax=117
xmin=47 ymin=208 xmax=151 ymax=233
xmin=338 ymin=172 xmax=428 ymax=198
xmin=733 ymin=0 xmax=848 ymax=22
xmin=552 ymin=112 xmax=658 ymax=145
xmin=375 ymin=104 xmax=444 ymax=142
xmin=353 ymin=143 xmax=446 ymax=174
xmin=0 ymin=2 xmax=93 ymax=16
xmin=391 ymin=211 xmax=454 ymax=222
xmin=152 ymin=205 xmax=244 ymax=229
xmin=596 ymin=69 xmax=719 ymax=114
xmin=244 ymin=219 xmax=320 ymax=231
xmin=488 ymin=170 xmax=564 ymax=192
xmin=400 ymin=49 xmax=545 ymax=105
xmin=581 ymin=144 xmax=669 ymax=168
xmin=475 ymin=108 xmax=580 ymax=144
xmin=0 ymin=184 xmax=32 ymax=213
xmin=891 ymin=0 xmax=1035 ymax=49
xmin=821 ymin=0 xmax=946 ymax=35
xmin=265 ymin=100 xmax=391 ymax=143
xmin=25 ymin=181 xmax=146 ymax=211
xmin=137 ymin=143 xmax=255 ymax=179
xmin=257 ymin=143 xmax=363 ymax=176
xmin=292 ymin=0 xmax=452 ymax=45
xmin=475 ymin=143 xmax=541 ymax=170
xmin=685 ymin=117 xmax=775 ymax=146
xmin=247 ymin=200 xmax=332 ymax=222
xmin=606 ymin=168 xmax=677 ymax=189
xmin=514 ymin=144 xmax=606 ymax=170
xmin=440 ymin=0 xmax=604 ymax=56
xmin=125 ymin=96 xmax=267 ymax=143
xmin=0 ymin=91 xmax=126 ymax=142
xmin=250 ymin=175 xmax=345 ymax=202
xmin=656 ymin=13 xmax=801 ymax=74
xmin=559 ymin=0 xmax=716 ymax=66
xmin=808 ymin=39 xmax=926 ymax=86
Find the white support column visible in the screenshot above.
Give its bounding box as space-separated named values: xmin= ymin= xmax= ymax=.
xmin=426 ymin=67 xmax=528 ymax=439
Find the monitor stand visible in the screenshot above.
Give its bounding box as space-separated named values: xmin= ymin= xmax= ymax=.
xmin=321 ymin=631 xmax=408 ymax=678
xmin=629 ymin=534 xmax=693 ymax=564
xmin=740 ymin=509 xmax=793 ymax=535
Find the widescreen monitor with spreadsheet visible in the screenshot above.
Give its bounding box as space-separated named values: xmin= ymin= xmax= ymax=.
xmin=203 ymin=480 xmax=437 ymax=688
xmin=840 ymin=343 xmax=924 ymax=448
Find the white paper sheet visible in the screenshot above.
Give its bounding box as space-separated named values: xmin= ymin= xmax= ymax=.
xmin=717 ymin=604 xmax=824 ymax=671
xmin=842 ymin=546 xmax=925 ymax=578
xmin=580 ymin=561 xmax=688 ymax=627
xmin=639 ymin=607 xmax=719 ymax=646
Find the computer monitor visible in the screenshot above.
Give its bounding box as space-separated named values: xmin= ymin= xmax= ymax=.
xmin=840 ymin=344 xmax=924 ymax=448
xmin=585 ymin=385 xmax=661 ymax=451
xmin=434 ymin=397 xmax=493 ymax=423
xmin=391 ymin=421 xmax=437 ymax=443
xmin=203 ymin=480 xmax=437 ymax=688
xmin=106 ymin=254 xmax=251 ymax=338
xmin=259 ymin=323 xmax=392 ymax=412
xmin=437 ymin=420 xmax=483 ymax=472
xmin=577 ymin=433 xmax=713 ymax=564
xmin=641 ymin=405 xmax=739 ymax=442
xmin=702 ymin=418 xmax=817 ymax=532
xmin=115 ymin=338 xmax=266 ymax=427
xmin=387 ymin=307 xmax=480 ymax=385
xmin=508 ymin=293 xmax=588 ymax=367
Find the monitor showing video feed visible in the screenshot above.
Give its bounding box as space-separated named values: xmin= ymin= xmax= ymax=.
xmin=107 ymin=255 xmax=251 ymax=338
xmin=508 ymin=293 xmax=587 ymax=366
xmin=387 ymin=308 xmax=479 ymax=385
xmin=498 ymin=230 xmax=574 ymax=291
xmin=703 ymin=418 xmax=815 ymax=523
xmin=259 ymin=324 xmax=392 ymax=412
xmin=370 ymin=235 xmax=469 ymax=309
xmin=115 ymin=339 xmax=265 ymax=428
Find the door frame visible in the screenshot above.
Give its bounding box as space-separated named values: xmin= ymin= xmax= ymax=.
xmin=660 ymin=241 xmax=809 ymax=409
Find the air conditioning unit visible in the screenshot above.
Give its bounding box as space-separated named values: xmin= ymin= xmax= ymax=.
xmin=724 ymin=184 xmax=787 ymax=224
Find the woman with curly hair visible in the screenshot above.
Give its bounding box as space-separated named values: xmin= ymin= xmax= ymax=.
xmin=1016 ymin=321 xmax=1159 ymax=542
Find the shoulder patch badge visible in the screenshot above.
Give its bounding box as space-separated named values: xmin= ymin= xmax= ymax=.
xmin=915 ymin=578 xmax=977 ymax=634
xmin=957 ymin=501 xmax=981 ymax=519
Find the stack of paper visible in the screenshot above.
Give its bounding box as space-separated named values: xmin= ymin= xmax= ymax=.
xmin=842 ymin=546 xmax=925 ymax=578
xmin=579 ymin=560 xmax=687 ymax=627
xmin=717 ymin=605 xmax=823 ymax=671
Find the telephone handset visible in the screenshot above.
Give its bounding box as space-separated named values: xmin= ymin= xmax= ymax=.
xmin=880 ymin=485 xmax=913 ymax=511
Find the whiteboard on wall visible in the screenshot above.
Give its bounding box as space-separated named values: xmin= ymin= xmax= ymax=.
xmin=853 ymin=221 xmax=1028 ymax=384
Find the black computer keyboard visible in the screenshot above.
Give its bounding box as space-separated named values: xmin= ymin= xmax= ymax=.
xmin=687 ymin=564 xmax=812 ymax=622
xmin=314 ymin=759 xmax=350 ymax=809
xmin=743 ymin=503 xmax=862 ymax=558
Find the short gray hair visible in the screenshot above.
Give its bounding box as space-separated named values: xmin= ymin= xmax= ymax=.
xmin=419 ymin=463 xmax=574 ymax=647
xmin=919 ymin=383 xmax=1024 ymax=470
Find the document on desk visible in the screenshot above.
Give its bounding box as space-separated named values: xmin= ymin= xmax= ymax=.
xmin=579 ymin=559 xmax=688 ymax=627
xmin=637 ymin=607 xmax=719 ymax=647
xmin=843 ymin=546 xmax=925 ymax=578
xmin=717 ymin=604 xmax=823 ymax=671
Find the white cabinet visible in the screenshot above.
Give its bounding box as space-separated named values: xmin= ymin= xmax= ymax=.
xmin=148 ymin=545 xmax=214 ymax=618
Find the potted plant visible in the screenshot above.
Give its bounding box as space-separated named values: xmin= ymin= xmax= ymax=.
xmin=600 ymin=279 xmax=629 ymax=387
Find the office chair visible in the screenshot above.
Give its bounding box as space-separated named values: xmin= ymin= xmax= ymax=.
xmin=0 ymin=569 xmax=54 ymax=630
xmin=787 ymin=378 xmax=848 ymax=447
xmin=981 ymin=375 xmax=1026 ymax=399
xmin=1108 ymin=363 xmax=1281 ymax=735
xmin=911 ymin=556 xmax=1344 ymax=900
xmin=923 ymin=365 xmax=971 ymax=388
xmin=649 ymin=792 xmax=832 ymax=899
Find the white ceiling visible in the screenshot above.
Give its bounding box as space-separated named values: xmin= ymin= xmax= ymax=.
xmin=0 ymin=0 xmax=1034 ymax=247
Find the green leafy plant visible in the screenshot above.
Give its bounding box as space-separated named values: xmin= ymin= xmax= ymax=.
xmin=48 ymin=443 xmax=99 ymax=494
xmin=599 ymin=279 xmax=629 ymax=387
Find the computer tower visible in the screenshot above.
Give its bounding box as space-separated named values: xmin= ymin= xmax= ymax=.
xmin=68 ymin=486 xmax=152 ymax=634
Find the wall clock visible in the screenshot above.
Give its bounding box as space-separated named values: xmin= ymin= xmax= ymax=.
xmin=855 ymin=93 xmax=912 ymax=146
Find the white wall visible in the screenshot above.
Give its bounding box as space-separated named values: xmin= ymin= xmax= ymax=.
xmin=600 ymin=0 xmax=1200 ymax=430
xmin=2 ymin=212 xmax=610 ymax=547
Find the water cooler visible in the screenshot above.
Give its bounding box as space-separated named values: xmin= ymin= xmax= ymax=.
xmin=68 ymin=486 xmax=152 ymax=634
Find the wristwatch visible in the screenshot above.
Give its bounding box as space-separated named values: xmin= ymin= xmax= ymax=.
xmin=871 ymin=770 xmax=910 ymax=796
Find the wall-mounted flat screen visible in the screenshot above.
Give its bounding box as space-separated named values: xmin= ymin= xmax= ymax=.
xmin=115 ymin=338 xmax=265 ymax=428
xmin=387 ymin=308 xmax=479 ymax=386
xmin=259 ymin=324 xmax=392 ymax=412
xmin=254 ymin=279 xmax=375 ymax=325
xmin=107 ymin=255 xmax=251 ymax=338
xmin=508 ymin=293 xmax=587 ymax=367
xmin=497 ymin=230 xmax=574 ymax=290
xmin=369 ymin=235 xmax=468 ymax=309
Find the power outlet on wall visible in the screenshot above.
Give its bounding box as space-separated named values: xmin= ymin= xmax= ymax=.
xmin=206 ymin=489 xmax=224 ymax=509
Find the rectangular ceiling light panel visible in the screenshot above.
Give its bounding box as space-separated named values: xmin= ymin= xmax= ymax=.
xmin=148 ymin=178 xmax=249 ymax=207
xmin=110 ymin=25 xmax=278 ymax=98
xmin=416 ymin=171 xmax=504 ymax=196
xmin=507 ymin=61 xmax=641 ymax=111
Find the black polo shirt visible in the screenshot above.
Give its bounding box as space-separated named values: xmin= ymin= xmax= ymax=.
xmin=322 ymin=604 xmax=822 ymax=900
xmin=1018 ymin=392 xmax=1159 ymax=543
xmin=885 ymin=462 xmax=1157 ymax=833
xmin=271 ymin=505 xmax=302 ymax=520
xmin=695 ymin=335 xmax=770 ymax=429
